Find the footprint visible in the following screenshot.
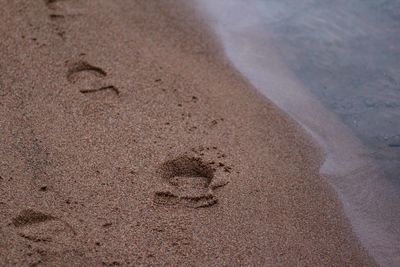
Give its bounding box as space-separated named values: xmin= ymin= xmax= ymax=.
xmin=154 ymin=156 xmax=227 ymax=208
xmin=44 ymin=0 xmax=84 ymax=40
xmin=66 ymin=61 xmax=119 ymax=99
xmin=11 ymin=209 xmax=76 ymax=246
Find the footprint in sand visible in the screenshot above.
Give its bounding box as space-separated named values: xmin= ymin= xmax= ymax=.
xmin=10 ymin=209 xmax=86 ymax=265
xmin=154 ymin=156 xmax=229 ymax=208
xmin=44 ymin=0 xmax=86 ymax=39
xmin=67 ymin=60 xmax=119 ymax=98
xmin=11 ymin=209 xmax=76 ymax=246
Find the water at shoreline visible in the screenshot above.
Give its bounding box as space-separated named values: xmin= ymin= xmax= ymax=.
xmin=259 ymin=0 xmax=400 ymax=186
xmin=195 ymin=0 xmax=400 ymax=266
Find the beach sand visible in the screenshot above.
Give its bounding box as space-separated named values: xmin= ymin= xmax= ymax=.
xmin=0 ymin=0 xmax=375 ymax=266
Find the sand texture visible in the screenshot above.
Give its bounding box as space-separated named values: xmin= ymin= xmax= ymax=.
xmin=0 ymin=0 xmax=375 ymax=266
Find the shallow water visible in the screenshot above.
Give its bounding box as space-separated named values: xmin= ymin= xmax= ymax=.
xmin=195 ymin=0 xmax=400 ymax=266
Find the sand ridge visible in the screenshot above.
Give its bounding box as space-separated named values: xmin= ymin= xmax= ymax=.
xmin=0 ymin=0 xmax=376 ymax=266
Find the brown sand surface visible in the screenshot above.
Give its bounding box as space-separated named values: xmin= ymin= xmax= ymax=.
xmin=0 ymin=0 xmax=376 ymax=266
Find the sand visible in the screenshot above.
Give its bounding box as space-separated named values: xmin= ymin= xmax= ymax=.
xmin=0 ymin=0 xmax=376 ymax=266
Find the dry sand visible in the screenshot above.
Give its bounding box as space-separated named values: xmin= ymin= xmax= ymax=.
xmin=0 ymin=0 xmax=376 ymax=266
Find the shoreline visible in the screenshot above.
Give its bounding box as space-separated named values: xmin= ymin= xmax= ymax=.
xmin=0 ymin=0 xmax=375 ymax=265
xmin=193 ymin=1 xmax=400 ymax=265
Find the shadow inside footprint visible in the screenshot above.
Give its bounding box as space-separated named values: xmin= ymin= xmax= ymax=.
xmin=67 ymin=61 xmax=107 ymax=83
xmin=80 ymin=85 xmax=119 ymax=95
xmin=44 ymin=0 xmax=68 ymax=11
xmin=44 ymin=0 xmax=61 ymax=6
xmin=12 ymin=209 xmax=55 ymax=227
xmin=155 ymin=156 xmax=220 ymax=208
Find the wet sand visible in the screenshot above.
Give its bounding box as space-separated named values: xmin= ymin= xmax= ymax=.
xmin=195 ymin=1 xmax=400 ymax=266
xmin=0 ymin=0 xmax=375 ymax=266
